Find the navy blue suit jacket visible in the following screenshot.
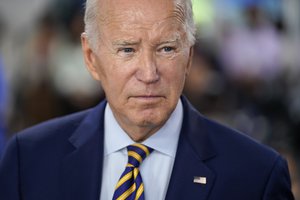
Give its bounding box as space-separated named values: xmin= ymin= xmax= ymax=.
xmin=0 ymin=97 xmax=294 ymax=199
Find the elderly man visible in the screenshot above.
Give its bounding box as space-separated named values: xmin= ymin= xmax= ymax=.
xmin=0 ymin=0 xmax=294 ymax=199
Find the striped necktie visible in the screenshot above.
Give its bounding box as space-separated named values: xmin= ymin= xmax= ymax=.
xmin=112 ymin=143 xmax=153 ymax=200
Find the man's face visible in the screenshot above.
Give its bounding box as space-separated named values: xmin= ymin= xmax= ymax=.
xmin=82 ymin=0 xmax=193 ymax=140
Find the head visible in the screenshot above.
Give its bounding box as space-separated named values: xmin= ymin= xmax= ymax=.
xmin=84 ymin=0 xmax=195 ymax=50
xmin=81 ymin=0 xmax=195 ymax=141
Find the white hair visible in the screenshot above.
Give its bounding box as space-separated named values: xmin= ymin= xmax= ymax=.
xmin=84 ymin=0 xmax=196 ymax=50
xmin=186 ymin=1 xmax=196 ymax=45
xmin=84 ymin=0 xmax=99 ymax=50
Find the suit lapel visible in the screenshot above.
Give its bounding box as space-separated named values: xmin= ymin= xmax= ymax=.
xmin=58 ymin=97 xmax=216 ymax=200
xmin=60 ymin=101 xmax=106 ymax=200
xmin=165 ymin=97 xmax=217 ymax=200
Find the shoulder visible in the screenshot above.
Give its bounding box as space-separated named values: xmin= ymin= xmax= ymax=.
xmin=184 ymin=101 xmax=294 ymax=197
xmin=206 ymin=116 xmax=279 ymax=161
xmin=182 ymin=96 xmax=281 ymax=167
xmin=16 ymin=109 xmax=91 ymax=143
xmin=205 ymin=118 xmax=293 ymax=198
xmin=0 ymin=107 xmax=97 ymax=166
xmin=9 ymin=100 xmax=107 ymax=156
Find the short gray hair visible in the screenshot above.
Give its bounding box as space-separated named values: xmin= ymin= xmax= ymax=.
xmin=84 ymin=0 xmax=99 ymax=50
xmin=84 ymin=0 xmax=196 ymax=49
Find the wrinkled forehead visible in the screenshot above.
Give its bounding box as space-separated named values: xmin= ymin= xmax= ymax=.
xmin=97 ymin=0 xmax=186 ymax=32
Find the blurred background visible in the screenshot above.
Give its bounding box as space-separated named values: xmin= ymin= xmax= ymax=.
xmin=0 ymin=0 xmax=299 ymax=198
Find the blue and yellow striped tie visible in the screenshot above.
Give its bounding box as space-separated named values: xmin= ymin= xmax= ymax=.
xmin=112 ymin=143 xmax=153 ymax=200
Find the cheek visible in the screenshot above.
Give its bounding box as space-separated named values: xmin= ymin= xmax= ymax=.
xmin=162 ymin=55 xmax=189 ymax=84
xmin=98 ymin=62 xmax=134 ymax=101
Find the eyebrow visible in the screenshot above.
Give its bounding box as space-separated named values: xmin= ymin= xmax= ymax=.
xmin=111 ymin=34 xmax=182 ymax=47
xmin=159 ymin=38 xmax=180 ymax=45
xmin=112 ymin=40 xmax=141 ymax=46
xmin=157 ymin=32 xmax=182 ymax=45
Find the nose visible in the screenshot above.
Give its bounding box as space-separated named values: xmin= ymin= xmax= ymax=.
xmin=135 ymin=51 xmax=160 ymax=84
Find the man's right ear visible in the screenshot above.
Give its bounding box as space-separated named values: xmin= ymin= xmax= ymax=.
xmin=81 ymin=33 xmax=101 ymax=81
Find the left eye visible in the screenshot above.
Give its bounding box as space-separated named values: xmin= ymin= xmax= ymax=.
xmin=162 ymin=46 xmax=174 ymax=52
xmin=122 ymin=48 xmax=135 ymax=53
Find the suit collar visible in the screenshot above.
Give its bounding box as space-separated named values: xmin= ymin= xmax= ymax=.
xmin=165 ymin=96 xmax=217 ymax=200
xmin=67 ymin=96 xmax=216 ymax=159
xmin=68 ymin=101 xmax=106 ymax=148
xmin=60 ymin=101 xmax=107 ymax=200
xmin=180 ymin=96 xmax=216 ymax=161
xmin=60 ymin=97 xmax=217 ymax=199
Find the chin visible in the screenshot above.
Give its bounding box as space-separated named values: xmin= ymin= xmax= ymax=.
xmin=135 ymin=109 xmax=170 ymax=128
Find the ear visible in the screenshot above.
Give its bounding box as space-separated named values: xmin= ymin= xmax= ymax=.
xmin=185 ymin=46 xmax=194 ymax=76
xmin=81 ymin=33 xmax=101 ymax=81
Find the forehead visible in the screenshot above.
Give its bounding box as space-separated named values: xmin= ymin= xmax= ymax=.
xmin=97 ymin=0 xmax=186 ymax=37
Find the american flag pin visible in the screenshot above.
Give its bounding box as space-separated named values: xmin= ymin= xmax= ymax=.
xmin=193 ymin=176 xmax=207 ymax=184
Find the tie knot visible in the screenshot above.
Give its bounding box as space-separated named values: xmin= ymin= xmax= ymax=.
xmin=127 ymin=143 xmax=153 ymax=168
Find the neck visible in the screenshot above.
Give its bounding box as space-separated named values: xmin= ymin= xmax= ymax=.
xmin=118 ymin=121 xmax=164 ymax=142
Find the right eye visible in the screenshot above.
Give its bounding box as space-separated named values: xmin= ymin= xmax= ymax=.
xmin=119 ymin=48 xmax=135 ymax=54
xmin=161 ymin=46 xmax=175 ymax=53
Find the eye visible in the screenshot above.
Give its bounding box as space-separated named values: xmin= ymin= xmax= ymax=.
xmin=157 ymin=45 xmax=177 ymax=56
xmin=120 ymin=48 xmax=135 ymax=53
xmin=117 ymin=47 xmax=136 ymax=57
xmin=162 ymin=46 xmax=175 ymax=52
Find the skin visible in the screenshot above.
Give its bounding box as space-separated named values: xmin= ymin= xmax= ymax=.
xmin=81 ymin=0 xmax=193 ymax=142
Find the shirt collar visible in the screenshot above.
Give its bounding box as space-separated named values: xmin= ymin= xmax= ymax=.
xmin=104 ymin=100 xmax=183 ymax=158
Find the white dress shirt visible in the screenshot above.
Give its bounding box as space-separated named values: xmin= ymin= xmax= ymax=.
xmin=99 ymin=100 xmax=183 ymax=200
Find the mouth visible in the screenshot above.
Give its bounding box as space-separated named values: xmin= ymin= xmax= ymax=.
xmin=135 ymin=95 xmax=162 ymax=98
xmin=130 ymin=95 xmax=165 ymax=102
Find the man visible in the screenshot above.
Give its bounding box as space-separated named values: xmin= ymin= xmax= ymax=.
xmin=0 ymin=0 xmax=294 ymax=199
